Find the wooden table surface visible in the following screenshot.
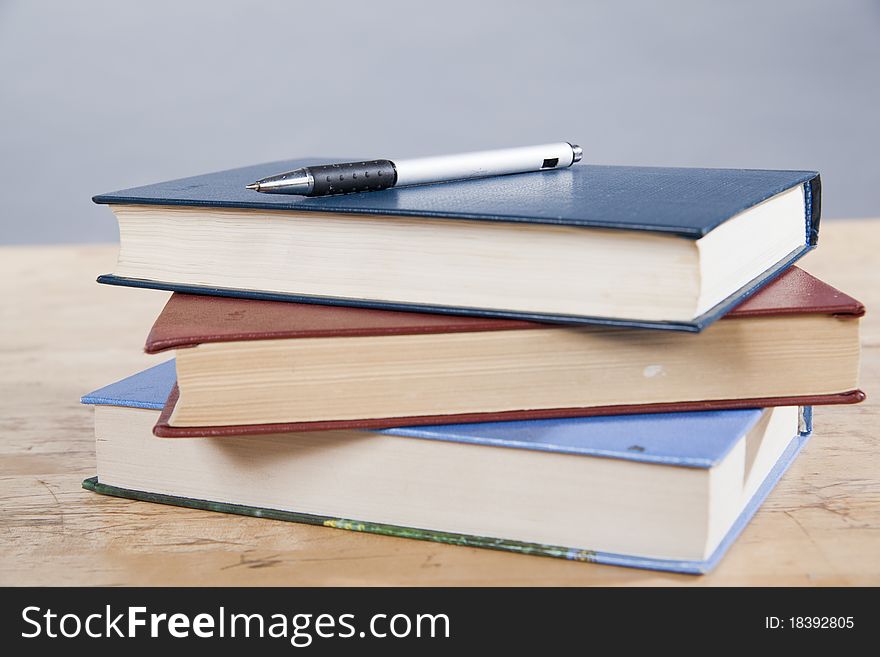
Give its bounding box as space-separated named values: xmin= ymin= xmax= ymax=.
xmin=2 ymin=220 xmax=878 ymax=586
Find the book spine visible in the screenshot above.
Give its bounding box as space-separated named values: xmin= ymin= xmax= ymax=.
xmin=807 ymin=176 xmax=821 ymax=246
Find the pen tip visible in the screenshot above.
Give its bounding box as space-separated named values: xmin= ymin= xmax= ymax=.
xmin=246 ymin=182 xmax=260 ymax=191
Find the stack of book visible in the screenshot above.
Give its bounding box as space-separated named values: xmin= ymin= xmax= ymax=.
xmin=82 ymin=161 xmax=864 ymax=573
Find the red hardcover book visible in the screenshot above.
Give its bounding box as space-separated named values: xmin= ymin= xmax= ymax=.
xmin=147 ymin=267 xmax=864 ymax=437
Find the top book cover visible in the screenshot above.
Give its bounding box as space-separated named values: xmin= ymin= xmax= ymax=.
xmin=94 ymin=160 xmax=820 ymax=331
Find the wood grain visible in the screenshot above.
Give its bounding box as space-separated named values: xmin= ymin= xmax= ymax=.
xmin=1 ymin=224 xmax=878 ymax=586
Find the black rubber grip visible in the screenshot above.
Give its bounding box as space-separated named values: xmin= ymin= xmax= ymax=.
xmin=307 ymin=160 xmax=397 ymax=196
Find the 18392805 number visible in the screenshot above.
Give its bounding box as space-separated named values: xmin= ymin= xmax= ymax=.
xmin=790 ymin=617 xmax=854 ymax=629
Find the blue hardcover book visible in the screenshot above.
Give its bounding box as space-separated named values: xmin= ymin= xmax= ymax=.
xmin=93 ymin=160 xmax=820 ymax=331
xmin=82 ymin=362 xmax=813 ymax=574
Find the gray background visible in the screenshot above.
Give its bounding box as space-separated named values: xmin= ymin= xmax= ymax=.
xmin=1 ymin=0 xmax=878 ymax=245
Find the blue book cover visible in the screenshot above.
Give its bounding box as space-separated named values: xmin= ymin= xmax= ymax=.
xmin=94 ymin=160 xmax=820 ymax=332
xmin=82 ymin=361 xmax=813 ymax=574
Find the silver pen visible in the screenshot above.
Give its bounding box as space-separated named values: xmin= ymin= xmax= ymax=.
xmin=245 ymin=142 xmax=583 ymax=196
